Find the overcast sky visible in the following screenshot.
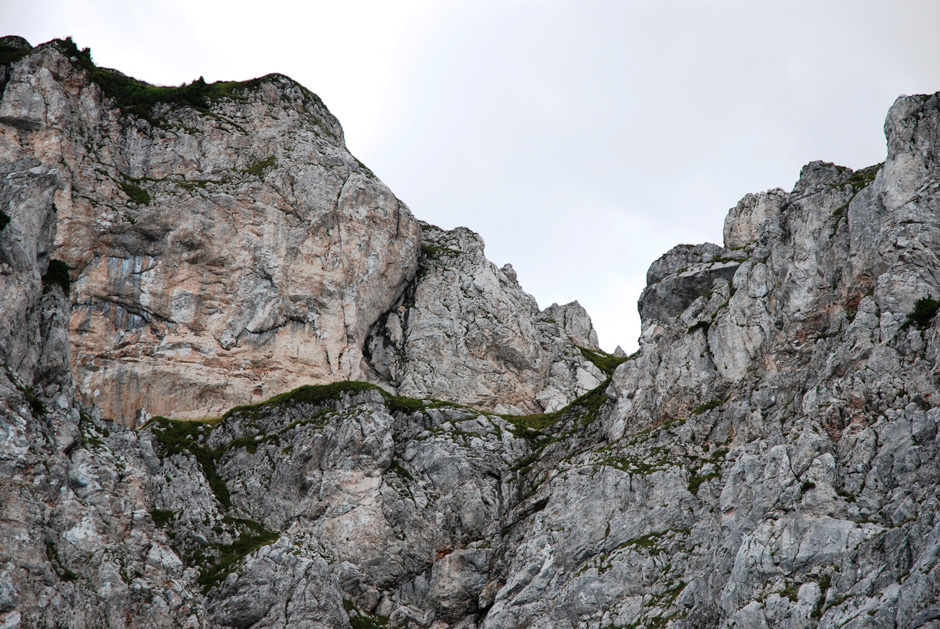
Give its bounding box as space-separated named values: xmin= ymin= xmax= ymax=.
xmin=6 ymin=1 xmax=940 ymax=351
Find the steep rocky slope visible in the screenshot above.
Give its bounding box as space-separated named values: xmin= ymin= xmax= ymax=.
xmin=2 ymin=36 xmax=940 ymax=629
xmin=0 ymin=37 xmax=598 ymax=425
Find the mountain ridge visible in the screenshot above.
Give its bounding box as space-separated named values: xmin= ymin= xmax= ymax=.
xmin=1 ymin=36 xmax=940 ymax=628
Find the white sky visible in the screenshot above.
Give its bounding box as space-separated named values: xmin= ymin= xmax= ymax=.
xmin=5 ymin=1 xmax=940 ymax=351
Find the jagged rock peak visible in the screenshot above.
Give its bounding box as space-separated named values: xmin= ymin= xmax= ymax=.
xmin=366 ymin=221 xmax=605 ymax=414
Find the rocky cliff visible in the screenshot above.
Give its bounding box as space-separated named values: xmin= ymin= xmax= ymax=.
xmin=0 ymin=37 xmax=599 ymax=425
xmin=2 ymin=36 xmax=940 ymax=629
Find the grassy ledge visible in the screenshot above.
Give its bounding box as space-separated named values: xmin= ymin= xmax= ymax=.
xmin=577 ymin=346 xmax=628 ymax=377
xmin=41 ymin=37 xmax=328 ymax=126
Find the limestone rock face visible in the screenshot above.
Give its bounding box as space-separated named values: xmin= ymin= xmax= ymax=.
xmin=723 ymin=188 xmax=787 ymax=249
xmin=5 ymin=37 xmax=940 ymax=629
xmin=365 ymin=222 xmax=604 ymax=414
xmin=0 ymin=39 xmax=420 ymax=424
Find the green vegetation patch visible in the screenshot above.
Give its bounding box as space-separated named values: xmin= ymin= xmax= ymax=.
xmin=811 ymin=573 xmax=833 ymax=619
xmin=687 ymin=470 xmax=721 ymax=495
xmin=242 ymin=156 xmax=276 ymax=179
xmin=780 ymin=582 xmax=800 ymax=602
xmin=505 ymin=378 xmax=611 ymax=434
xmin=0 ymin=49 xmax=28 ymax=67
xmin=843 ymin=163 xmax=883 ymax=192
xmin=578 ymin=346 xmax=627 ymax=377
xmin=197 ymin=525 xmax=279 ymax=593
xmin=343 ymin=599 xmax=391 ymax=629
xmin=78 ymin=412 xmax=104 ymax=448
xmin=686 ymin=447 xmax=728 ymax=495
xmin=385 ymin=394 xmax=427 ymax=415
xmin=687 ymin=320 xmax=710 ymax=334
xmin=225 ymin=380 xmax=465 ymax=420
xmin=148 ymin=416 xmax=231 ymax=508
xmin=691 ymin=398 xmax=723 ymax=415
xmin=390 ymin=459 xmax=415 ymax=482
xmin=150 ymin=509 xmax=176 ymax=528
xmin=225 ymin=381 xmax=380 ymax=420
xmin=42 ymin=259 xmax=71 ymax=296
xmin=55 ymin=38 xmax=291 ymax=124
xmin=118 ymin=179 xmax=151 ymax=205
xmin=905 ymin=295 xmax=940 ymax=330
xmin=420 ymin=243 xmax=461 ymax=260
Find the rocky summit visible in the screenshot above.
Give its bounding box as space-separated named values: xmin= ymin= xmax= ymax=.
xmin=1 ymin=36 xmax=939 ymax=629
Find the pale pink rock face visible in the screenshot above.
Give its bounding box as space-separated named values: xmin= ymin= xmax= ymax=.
xmin=0 ymin=42 xmax=420 ymax=424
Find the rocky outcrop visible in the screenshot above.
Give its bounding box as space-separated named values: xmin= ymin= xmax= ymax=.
xmin=3 ymin=35 xmax=940 ymax=629
xmin=365 ymin=222 xmax=604 ymax=414
xmin=0 ymin=38 xmax=604 ymax=425
xmin=0 ymin=37 xmax=420 ymax=424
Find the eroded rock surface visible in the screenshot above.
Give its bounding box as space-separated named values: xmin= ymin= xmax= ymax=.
xmin=3 ymin=36 xmax=940 ymax=629
xmin=0 ymin=38 xmax=420 ymax=423
xmin=365 ymin=223 xmax=604 ymax=414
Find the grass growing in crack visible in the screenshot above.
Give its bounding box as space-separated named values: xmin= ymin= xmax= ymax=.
xmin=780 ymin=582 xmax=800 ymax=602
xmin=79 ymin=412 xmax=104 ymax=448
xmin=242 ymin=156 xmax=276 ymax=179
xmin=688 ymin=471 xmax=721 ymax=495
xmin=118 ymin=179 xmax=151 ymax=204
xmin=45 ymin=539 xmax=79 ymax=582
xmin=390 ymin=459 xmax=415 ymax=482
xmin=148 ymin=417 xmax=231 ymax=508
xmin=686 ymin=447 xmax=728 ymax=495
xmin=3 ymin=364 xmax=46 ymax=418
xmin=691 ymin=398 xmax=723 ymax=415
xmin=196 ymin=526 xmax=279 ymax=593
xmin=150 ymin=509 xmax=176 ymax=528
xmin=810 ymin=573 xmax=833 ymax=619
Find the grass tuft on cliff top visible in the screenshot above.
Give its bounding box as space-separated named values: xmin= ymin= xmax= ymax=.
xmin=0 ymin=42 xmax=30 ymax=67
xmin=49 ymin=37 xmax=325 ymax=124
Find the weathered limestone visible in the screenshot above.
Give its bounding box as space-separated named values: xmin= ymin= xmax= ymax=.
xmin=3 ymin=36 xmax=940 ymax=629
xmin=365 ymin=222 xmax=604 ymax=414
xmin=0 ymin=38 xmax=420 ymax=424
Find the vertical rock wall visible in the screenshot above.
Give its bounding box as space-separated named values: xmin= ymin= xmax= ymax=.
xmin=0 ymin=39 xmax=420 ymax=424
